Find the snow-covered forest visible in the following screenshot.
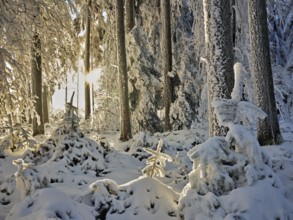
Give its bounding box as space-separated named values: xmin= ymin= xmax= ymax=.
xmin=0 ymin=0 xmax=293 ymax=219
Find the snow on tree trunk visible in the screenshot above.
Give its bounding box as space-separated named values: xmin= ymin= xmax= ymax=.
xmin=161 ymin=0 xmax=173 ymax=132
xmin=231 ymin=62 xmax=243 ymax=101
xmin=31 ymin=33 xmax=44 ymax=136
xmin=84 ymin=0 xmax=91 ymax=120
xmin=248 ymin=0 xmax=282 ymax=145
xmin=233 ymin=1 xmax=253 ymax=103
xmin=116 ymin=0 xmax=132 ymax=141
xmin=204 ymin=0 xmax=234 ymax=137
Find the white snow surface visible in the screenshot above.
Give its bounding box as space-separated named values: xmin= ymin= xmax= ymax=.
xmin=0 ymin=125 xmax=293 ymax=220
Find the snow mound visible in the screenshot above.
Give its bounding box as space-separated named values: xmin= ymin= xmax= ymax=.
xmin=179 ymin=96 xmax=293 ymax=219
xmin=79 ymin=176 xmax=180 ymax=220
xmin=22 ymin=133 xmax=107 ymax=185
xmin=179 ymin=133 xmax=293 ymax=219
xmin=180 ymin=177 xmax=293 ymax=220
xmin=6 ymin=188 xmax=95 ymax=220
xmin=1 ymin=133 xmax=108 ymax=209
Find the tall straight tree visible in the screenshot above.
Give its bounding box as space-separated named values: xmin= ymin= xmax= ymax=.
xmin=161 ymin=0 xmax=173 ymax=131
xmin=42 ymin=85 xmax=49 ymax=124
xmin=248 ymin=0 xmax=282 ymax=145
xmin=31 ymin=33 xmax=44 ymax=136
xmin=116 ymin=0 xmax=132 ymax=141
xmin=84 ymin=0 xmax=91 ymax=120
xmin=126 ymin=0 xmax=135 ymax=33
xmin=204 ymin=0 xmax=234 ymax=137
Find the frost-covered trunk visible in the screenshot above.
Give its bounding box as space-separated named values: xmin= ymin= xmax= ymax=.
xmin=233 ymin=1 xmax=253 ymax=102
xmin=126 ymin=0 xmax=135 ymax=33
xmin=2 ymin=75 xmax=14 ymax=135
xmin=84 ymin=0 xmax=91 ymax=120
xmin=116 ymin=0 xmax=132 ymax=141
xmin=248 ymin=0 xmax=282 ymax=145
xmin=232 ymin=0 xmax=236 ymax=48
xmin=161 ymin=0 xmax=173 ymax=132
xmin=31 ymin=33 xmax=44 ymax=136
xmin=205 ymin=0 xmax=234 ymax=137
xmin=42 ymin=85 xmax=49 ymax=124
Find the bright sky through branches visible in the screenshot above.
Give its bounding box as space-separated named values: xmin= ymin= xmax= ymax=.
xmin=52 ymin=68 xmax=102 ymax=114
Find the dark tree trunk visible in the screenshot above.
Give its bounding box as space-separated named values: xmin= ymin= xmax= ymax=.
xmin=205 ymin=0 xmax=234 ymax=137
xmin=161 ymin=0 xmax=173 ymax=132
xmin=116 ymin=0 xmax=132 ymax=141
xmin=248 ymin=0 xmax=282 ymax=145
xmin=65 ymin=76 xmax=68 ymax=104
xmin=126 ymin=0 xmax=135 ymax=33
xmin=43 ymin=85 xmax=49 ymax=124
xmin=84 ymin=0 xmax=91 ymax=120
xmin=232 ymin=0 xmax=236 ymax=48
xmin=92 ymin=83 xmax=95 ymax=112
xmin=31 ymin=33 xmax=44 ymax=136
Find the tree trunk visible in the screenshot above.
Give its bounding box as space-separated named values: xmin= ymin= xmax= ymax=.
xmin=3 ymin=76 xmax=14 ymax=135
xmin=204 ymin=0 xmax=234 ymax=137
xmin=116 ymin=0 xmax=132 ymax=141
xmin=248 ymin=0 xmax=282 ymax=145
xmin=31 ymin=33 xmax=44 ymax=136
xmin=43 ymin=85 xmax=49 ymax=124
xmin=126 ymin=0 xmax=135 ymax=33
xmin=92 ymin=83 xmax=95 ymax=112
xmin=65 ymin=76 xmax=68 ymax=104
xmin=232 ymin=0 xmax=236 ymax=48
xmin=84 ymin=0 xmax=91 ymax=120
xmin=161 ymin=0 xmax=173 ymax=132
xmin=77 ymin=72 xmax=79 ymax=117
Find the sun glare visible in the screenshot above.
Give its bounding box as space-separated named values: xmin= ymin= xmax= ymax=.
xmin=52 ymin=68 xmax=102 ymax=114
xmin=85 ymin=68 xmax=102 ymax=84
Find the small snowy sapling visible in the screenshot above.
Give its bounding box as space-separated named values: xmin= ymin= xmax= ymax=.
xmin=55 ymin=92 xmax=80 ymax=135
xmin=13 ymin=159 xmax=42 ymax=199
xmin=142 ymin=139 xmax=173 ymax=177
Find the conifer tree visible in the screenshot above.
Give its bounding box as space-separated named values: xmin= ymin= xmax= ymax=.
xmin=126 ymin=0 xmax=135 ymax=33
xmin=161 ymin=0 xmax=173 ymax=132
xmin=116 ymin=0 xmax=132 ymax=141
xmin=204 ymin=0 xmax=234 ymax=137
xmin=31 ymin=33 xmax=44 ymax=136
xmin=43 ymin=85 xmax=49 ymax=124
xmin=248 ymin=0 xmax=282 ymax=145
xmin=84 ymin=0 xmax=92 ymax=120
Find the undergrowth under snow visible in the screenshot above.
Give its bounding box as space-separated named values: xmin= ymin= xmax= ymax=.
xmin=0 ymin=95 xmax=293 ymax=220
xmin=0 ymin=123 xmax=292 ymax=220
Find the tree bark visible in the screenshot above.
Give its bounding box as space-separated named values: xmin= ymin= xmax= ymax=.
xmin=116 ymin=0 xmax=132 ymax=141
xmin=65 ymin=76 xmax=68 ymax=104
xmin=232 ymin=0 xmax=236 ymax=48
xmin=204 ymin=0 xmax=234 ymax=137
xmin=84 ymin=0 xmax=91 ymax=120
xmin=92 ymin=83 xmax=95 ymax=112
xmin=161 ymin=0 xmax=173 ymax=132
xmin=31 ymin=33 xmax=44 ymax=136
xmin=126 ymin=0 xmax=135 ymax=33
xmin=248 ymin=0 xmax=282 ymax=145
xmin=43 ymin=85 xmax=49 ymax=124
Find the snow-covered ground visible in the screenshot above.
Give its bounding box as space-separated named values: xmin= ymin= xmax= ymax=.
xmin=0 ymin=120 xmax=293 ymax=220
